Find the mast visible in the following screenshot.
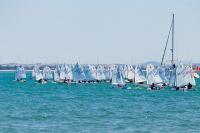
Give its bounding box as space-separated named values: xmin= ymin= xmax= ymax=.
xmin=171 ymin=14 xmax=176 ymax=87
xmin=161 ymin=14 xmax=176 ymax=87
xmin=171 ymin=14 xmax=175 ymax=65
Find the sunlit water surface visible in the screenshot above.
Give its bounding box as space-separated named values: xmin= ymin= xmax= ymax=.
xmin=0 ymin=72 xmax=200 ymax=133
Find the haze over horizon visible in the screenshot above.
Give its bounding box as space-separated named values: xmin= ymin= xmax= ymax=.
xmin=0 ymin=0 xmax=199 ymax=64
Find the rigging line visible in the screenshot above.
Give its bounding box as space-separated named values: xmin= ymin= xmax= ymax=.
xmin=161 ymin=17 xmax=173 ymax=66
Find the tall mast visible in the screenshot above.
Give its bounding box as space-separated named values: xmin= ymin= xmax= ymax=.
xmin=172 ymin=14 xmax=175 ymax=65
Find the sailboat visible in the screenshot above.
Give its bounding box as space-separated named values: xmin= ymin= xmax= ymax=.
xmin=111 ymin=66 xmax=125 ymax=88
xmin=146 ymin=64 xmax=164 ymax=90
xmin=171 ymin=63 xmax=196 ymax=90
xmin=125 ymin=65 xmax=135 ymax=82
xmin=133 ymin=65 xmax=146 ymax=85
xmin=43 ymin=66 xmax=53 ymax=81
xmin=32 ymin=65 xmax=38 ymax=78
xmin=96 ymin=65 xmax=106 ymax=82
xmin=59 ymin=65 xmax=67 ymax=81
xmin=15 ymin=66 xmax=26 ymax=82
xmin=161 ymin=14 xmax=196 ymax=90
xmin=33 ymin=65 xmax=46 ymax=83
xmin=53 ymin=65 xmax=61 ymax=82
xmin=103 ymin=65 xmax=111 ymax=82
xmin=158 ymin=65 xmax=171 ymax=85
xmin=65 ymin=64 xmax=73 ymax=82
xmin=72 ymin=63 xmax=86 ymax=83
xmin=84 ymin=64 xmax=97 ymax=82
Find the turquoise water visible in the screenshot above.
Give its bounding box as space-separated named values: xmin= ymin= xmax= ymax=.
xmin=0 ymin=72 xmax=200 ymax=133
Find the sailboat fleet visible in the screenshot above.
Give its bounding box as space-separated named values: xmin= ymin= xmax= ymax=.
xmin=14 ymin=14 xmax=199 ymax=90
xmin=14 ymin=62 xmax=199 ymax=90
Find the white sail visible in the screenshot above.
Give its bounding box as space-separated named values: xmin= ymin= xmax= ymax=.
xmin=111 ymin=66 xmax=125 ymax=85
xmin=43 ymin=66 xmax=53 ymax=80
xmin=122 ymin=65 xmax=128 ymax=79
xmin=84 ymin=64 xmax=97 ymax=81
xmin=176 ymin=64 xmax=186 ymax=87
xmin=32 ymin=65 xmax=38 ymax=78
xmin=53 ymin=65 xmax=60 ymax=82
xmin=15 ymin=66 xmax=26 ymax=81
xmin=96 ymin=65 xmax=106 ymax=81
xmin=122 ymin=65 xmax=134 ymax=81
xmin=36 ymin=72 xmax=43 ymax=81
xmin=65 ymin=64 xmax=73 ymax=80
xmin=127 ymin=65 xmax=135 ymax=81
xmin=169 ymin=66 xmax=176 ymax=87
xmin=134 ymin=66 xmax=146 ymax=83
xmin=60 ymin=65 xmax=67 ymax=80
xmin=175 ymin=64 xmax=196 ymax=87
xmin=54 ymin=70 xmax=59 ymax=82
xmin=103 ymin=65 xmax=111 ymax=81
xmin=146 ymin=64 xmax=163 ymax=85
xmin=184 ymin=65 xmax=196 ymax=86
xmin=21 ymin=67 xmax=26 ymax=79
xmin=34 ymin=66 xmax=43 ymax=81
xmin=158 ymin=66 xmax=171 ymax=84
xmin=186 ymin=65 xmax=196 ymax=86
xmin=72 ymin=63 xmax=86 ymax=82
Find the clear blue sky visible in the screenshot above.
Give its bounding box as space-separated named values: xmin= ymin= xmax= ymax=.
xmin=0 ymin=0 xmax=199 ymax=64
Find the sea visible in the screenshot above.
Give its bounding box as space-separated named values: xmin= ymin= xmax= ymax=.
xmin=0 ymin=72 xmax=200 ymax=133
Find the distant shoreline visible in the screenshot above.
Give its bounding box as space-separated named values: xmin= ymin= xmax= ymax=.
xmin=0 ymin=70 xmax=33 ymax=72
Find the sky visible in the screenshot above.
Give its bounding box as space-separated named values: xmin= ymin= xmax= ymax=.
xmin=0 ymin=0 xmax=199 ymax=64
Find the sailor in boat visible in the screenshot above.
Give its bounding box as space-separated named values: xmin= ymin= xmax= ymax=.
xmin=146 ymin=64 xmax=164 ymax=90
xmin=117 ymin=84 xmax=127 ymax=89
xmin=111 ymin=66 xmax=126 ymax=89
xmin=149 ymin=83 xmax=164 ymax=90
xmin=187 ymin=82 xmax=192 ymax=89
xmin=64 ymin=78 xmax=72 ymax=84
xmin=72 ymin=63 xmax=86 ymax=83
xmin=64 ymin=77 xmax=67 ymax=83
xmin=175 ymin=83 xmax=192 ymax=91
xmin=38 ymin=78 xmax=45 ymax=83
xmin=35 ymin=68 xmax=46 ymax=84
xmin=83 ymin=64 xmax=97 ymax=83
xmin=64 ymin=64 xmax=73 ymax=83
xmin=36 ymin=74 xmax=46 ymax=84
xmin=173 ymin=64 xmax=196 ymax=91
xmin=43 ymin=66 xmax=53 ymax=82
xmin=150 ymin=83 xmax=156 ymax=90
